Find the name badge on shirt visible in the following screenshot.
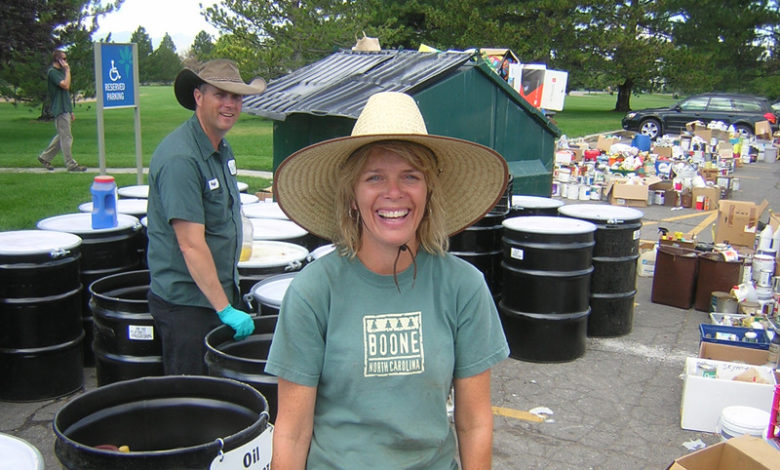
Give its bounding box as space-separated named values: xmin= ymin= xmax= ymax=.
xmin=227 ymin=159 xmax=237 ymax=176
xmin=208 ymin=178 xmax=220 ymax=190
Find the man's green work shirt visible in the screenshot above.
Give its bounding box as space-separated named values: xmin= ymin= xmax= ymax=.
xmin=146 ymin=115 xmax=242 ymax=309
xmin=47 ymin=67 xmax=72 ymax=116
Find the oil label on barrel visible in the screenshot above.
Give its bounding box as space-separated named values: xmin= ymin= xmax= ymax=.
xmin=633 ymin=229 xmax=641 ymax=240
xmin=128 ymin=325 xmax=154 ymax=341
xmin=511 ymin=247 xmax=524 ymax=260
xmin=210 ymin=424 xmax=273 ymax=469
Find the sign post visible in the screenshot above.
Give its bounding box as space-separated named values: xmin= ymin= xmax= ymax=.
xmin=94 ymin=43 xmax=143 ymax=183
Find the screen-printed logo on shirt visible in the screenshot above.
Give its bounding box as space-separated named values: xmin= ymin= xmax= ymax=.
xmin=363 ymin=312 xmax=424 ymax=377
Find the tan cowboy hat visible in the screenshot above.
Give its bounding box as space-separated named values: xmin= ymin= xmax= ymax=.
xmin=274 ymin=91 xmax=509 ymax=241
xmin=174 ymin=59 xmax=266 ymax=110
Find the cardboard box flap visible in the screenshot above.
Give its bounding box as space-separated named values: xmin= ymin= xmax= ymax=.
xmin=667 ymin=436 xmax=780 ymax=470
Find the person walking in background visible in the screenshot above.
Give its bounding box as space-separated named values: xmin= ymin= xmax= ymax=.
xmin=145 ymin=59 xmax=266 ymax=375
xmin=38 ymin=49 xmax=86 ymax=172
xmin=266 ymin=92 xmax=510 ymax=469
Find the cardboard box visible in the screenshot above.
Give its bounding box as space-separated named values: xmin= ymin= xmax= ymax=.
xmin=680 ymin=356 xmax=777 ymax=432
xmin=596 ymin=135 xmax=619 ymax=152
xmin=653 ymin=146 xmax=674 ymax=158
xmin=607 ymin=176 xmax=661 ymax=207
xmin=755 ymin=120 xmax=772 ymax=140
xmin=714 ymin=199 xmax=769 ymax=247
xmin=649 ymin=180 xmax=679 ymax=207
xmin=255 ymin=186 xmax=274 ymax=202
xmin=700 ymin=167 xmax=719 ymax=183
xmin=667 ymin=435 xmax=780 ymax=470
xmin=692 ymin=186 xmax=720 ymax=210
xmin=698 ymin=342 xmax=769 ymax=366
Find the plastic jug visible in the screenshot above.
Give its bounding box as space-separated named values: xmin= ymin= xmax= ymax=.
xmin=90 ymin=175 xmax=117 ymax=229
xmin=240 ymin=210 xmax=253 ymax=261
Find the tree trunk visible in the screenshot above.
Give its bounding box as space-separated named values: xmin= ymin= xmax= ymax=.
xmin=614 ymin=80 xmax=633 ymax=112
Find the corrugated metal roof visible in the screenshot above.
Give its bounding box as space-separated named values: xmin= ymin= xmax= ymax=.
xmin=243 ymin=49 xmax=477 ymax=121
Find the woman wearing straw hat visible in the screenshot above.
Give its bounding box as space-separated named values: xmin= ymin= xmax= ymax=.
xmin=265 ymin=92 xmax=510 ymax=469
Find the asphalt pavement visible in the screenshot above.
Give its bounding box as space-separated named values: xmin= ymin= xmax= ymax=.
xmin=2 ymin=158 xmax=780 ymax=469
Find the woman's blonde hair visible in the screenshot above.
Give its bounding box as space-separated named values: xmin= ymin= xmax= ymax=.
xmin=333 ymin=141 xmax=449 ymax=257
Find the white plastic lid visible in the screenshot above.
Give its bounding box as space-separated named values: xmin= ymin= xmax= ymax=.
xmin=558 ymin=204 xmax=644 ymax=222
xmin=252 ymin=273 xmax=296 ymax=307
xmin=117 ymin=185 xmax=149 ymax=199
xmin=79 ymin=199 xmax=148 ymax=216
xmin=503 ymin=215 xmax=597 ymax=235
xmin=251 ymin=218 xmax=307 ymax=240
xmin=242 ymin=202 xmax=288 ymax=220
xmin=0 ymin=230 xmax=81 ymax=256
xmin=37 ymin=213 xmax=141 ymax=234
xmin=0 ymin=433 xmax=44 ymax=470
xmin=510 ymin=195 xmax=564 ymax=209
xmin=238 ymin=240 xmax=309 ymax=268
xmin=237 ymin=181 xmax=249 ymax=193
xmin=310 ymin=244 xmax=336 ymax=259
xmin=240 ymin=193 xmax=259 ymax=205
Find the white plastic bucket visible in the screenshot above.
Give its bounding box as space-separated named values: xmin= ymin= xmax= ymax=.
xmin=717 ymin=405 xmax=770 ymax=441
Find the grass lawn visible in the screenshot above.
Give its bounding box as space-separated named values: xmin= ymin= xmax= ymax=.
xmin=0 ymin=87 xmax=677 ymax=230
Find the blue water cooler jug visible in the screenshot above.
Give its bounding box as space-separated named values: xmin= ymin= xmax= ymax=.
xmin=90 ymin=175 xmax=118 ymax=229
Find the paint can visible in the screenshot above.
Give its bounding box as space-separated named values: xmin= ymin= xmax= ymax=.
xmin=710 ymin=291 xmax=738 ymax=314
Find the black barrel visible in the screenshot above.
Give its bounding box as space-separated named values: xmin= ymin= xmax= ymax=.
xmin=237 ymin=240 xmax=308 ymax=309
xmin=81 ymin=198 xmax=149 ymax=269
xmin=0 ymin=230 xmax=85 ymax=401
xmin=558 ymin=204 xmax=643 ymax=337
xmin=205 ymin=315 xmax=279 ymax=422
xmin=244 ymin=272 xmax=297 ymax=316
xmin=54 ymin=375 xmax=270 ymax=470
xmin=508 ymin=195 xmax=564 ymax=218
xmin=450 ymin=211 xmax=506 ymax=296
xmin=499 ymin=216 xmax=596 ymax=362
xmin=89 ymin=269 xmax=163 ymax=387
xmin=37 ymin=213 xmax=144 ymax=366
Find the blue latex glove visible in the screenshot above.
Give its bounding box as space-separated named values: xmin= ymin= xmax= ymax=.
xmin=217 ymin=305 xmax=255 ymax=340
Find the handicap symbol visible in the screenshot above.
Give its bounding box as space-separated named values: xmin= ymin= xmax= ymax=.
xmin=109 ymin=60 xmax=121 ymax=81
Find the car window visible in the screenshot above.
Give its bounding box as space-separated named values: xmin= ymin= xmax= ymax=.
xmin=732 ymin=97 xmax=762 ymax=112
xmin=707 ymin=97 xmax=733 ymax=111
xmin=679 ymin=96 xmax=708 ymax=111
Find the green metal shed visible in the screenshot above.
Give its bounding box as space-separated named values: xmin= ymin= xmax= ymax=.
xmin=243 ymin=49 xmax=561 ymax=196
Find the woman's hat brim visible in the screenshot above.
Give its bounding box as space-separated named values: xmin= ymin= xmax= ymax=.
xmin=274 ymin=133 xmax=508 ymax=241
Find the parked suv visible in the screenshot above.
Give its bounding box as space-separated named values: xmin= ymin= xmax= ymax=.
xmin=621 ymin=93 xmax=777 ymax=139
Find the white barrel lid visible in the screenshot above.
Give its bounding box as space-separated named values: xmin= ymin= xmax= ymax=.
xmin=242 ymin=202 xmax=288 ymax=220
xmin=558 ymin=204 xmax=643 ymax=222
xmin=310 ymin=244 xmax=336 ymax=259
xmin=237 ymin=181 xmax=249 ymax=192
xmin=240 ymin=193 xmax=259 ymax=205
xmin=503 ymin=215 xmax=597 ymax=234
xmin=238 ymin=240 xmax=309 ymax=268
xmin=117 ymin=184 xmax=149 ymax=199
xmin=0 ymin=230 xmax=81 ymax=256
xmin=251 ymin=218 xmax=307 ymax=240
xmin=0 ymin=433 xmax=44 ymax=470
xmin=251 ymin=273 xmax=297 ymax=307
xmin=79 ymin=199 xmax=148 ymax=216
xmin=37 ymin=213 xmax=141 ymax=234
xmin=511 ymin=195 xmax=564 ymax=209
xmin=141 ymin=216 xmax=148 ymax=227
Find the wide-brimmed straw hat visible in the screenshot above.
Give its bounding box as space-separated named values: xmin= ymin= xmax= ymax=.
xmin=274 ymin=91 xmax=509 ymax=241
xmin=174 ymin=59 xmax=266 ymax=110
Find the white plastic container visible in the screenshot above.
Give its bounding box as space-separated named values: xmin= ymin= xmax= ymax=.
xmin=717 ymin=405 xmax=770 ymax=441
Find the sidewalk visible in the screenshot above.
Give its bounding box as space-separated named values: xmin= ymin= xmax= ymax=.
xmin=1 ymin=160 xmax=779 ymax=469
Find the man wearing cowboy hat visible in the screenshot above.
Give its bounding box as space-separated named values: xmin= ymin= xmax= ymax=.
xmin=146 ymin=59 xmax=266 ymax=375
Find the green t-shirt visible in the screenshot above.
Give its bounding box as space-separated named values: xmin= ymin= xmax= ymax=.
xmin=47 ymin=66 xmax=72 ymax=116
xmin=265 ymin=250 xmax=509 ymax=469
xmin=146 ymin=115 xmax=242 ymax=308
